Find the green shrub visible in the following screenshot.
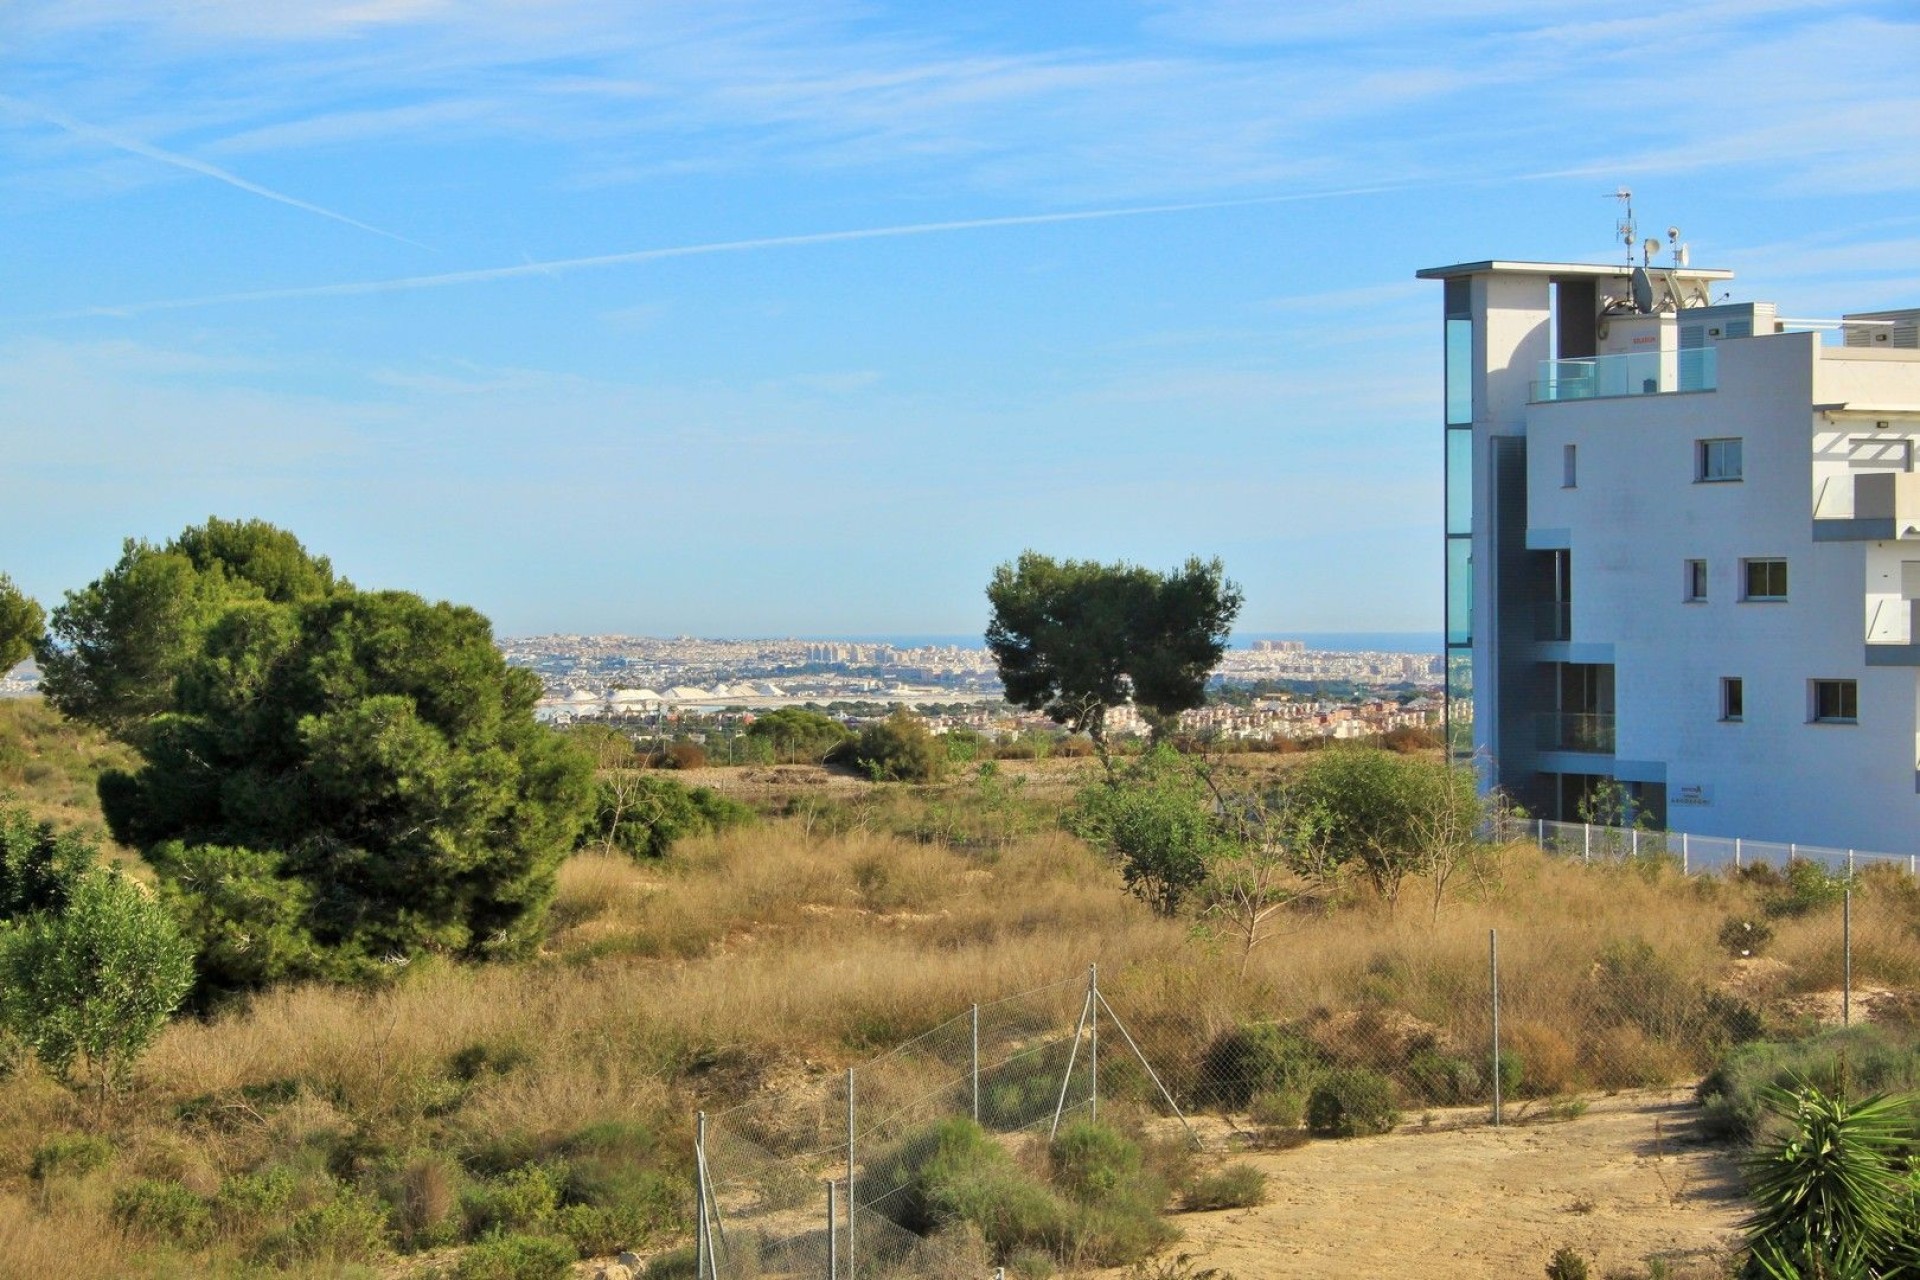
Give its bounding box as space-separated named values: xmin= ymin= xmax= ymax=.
xmin=1764 ymin=859 xmax=1848 ymax=918
xmin=1182 ymin=1163 xmax=1268 ymax=1211
xmin=1697 ymin=1025 xmax=1920 ymax=1142
xmin=29 ymin=1133 xmax=112 ymax=1182
xmin=1049 ymin=1121 xmax=1145 ymax=1205
xmin=212 ymin=1167 xmax=299 ymax=1234
xmin=1198 ymin=1023 xmax=1325 ymax=1110
xmin=1406 ymin=1049 xmax=1483 ymax=1106
xmin=112 ymin=1178 xmax=214 ymax=1245
xmin=1544 ymin=1244 xmax=1590 ymax=1280
xmin=254 ymin=1184 xmax=389 ymax=1267
xmin=463 ymin=1165 xmax=562 ymax=1238
xmin=456 ymin=1232 xmax=575 ymax=1280
xmin=848 ymin=710 xmax=947 ymax=783
xmin=1306 ymin=1067 xmax=1399 ymax=1137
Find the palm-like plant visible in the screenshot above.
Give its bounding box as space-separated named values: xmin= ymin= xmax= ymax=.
xmin=1742 ymin=1080 xmax=1914 ymax=1279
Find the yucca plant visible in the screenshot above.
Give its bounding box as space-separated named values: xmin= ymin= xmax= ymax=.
xmin=1741 ymin=1079 xmax=1915 ymax=1279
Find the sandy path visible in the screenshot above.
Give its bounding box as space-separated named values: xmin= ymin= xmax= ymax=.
xmin=1141 ymin=1090 xmax=1747 ymax=1279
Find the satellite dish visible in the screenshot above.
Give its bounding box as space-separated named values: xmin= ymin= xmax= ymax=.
xmin=1630 ymin=266 xmax=1655 ymax=314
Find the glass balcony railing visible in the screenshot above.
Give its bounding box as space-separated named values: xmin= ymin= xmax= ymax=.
xmin=1532 ymin=346 xmax=1716 ymax=402
xmin=1541 ymin=711 xmax=1615 ymax=754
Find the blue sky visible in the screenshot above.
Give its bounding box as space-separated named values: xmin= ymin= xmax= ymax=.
xmin=3 ymin=1 xmax=1918 ymax=638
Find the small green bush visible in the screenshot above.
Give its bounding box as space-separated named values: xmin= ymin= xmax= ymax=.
xmin=463 ymin=1164 xmax=563 ymax=1239
xmin=848 ymin=710 xmax=947 ymax=783
xmin=1182 ymin=1163 xmax=1268 ymax=1211
xmin=1306 ymin=1067 xmax=1399 ymax=1137
xmin=642 ymin=1244 xmax=699 ymax=1279
xmin=113 ymin=1178 xmax=214 ymax=1245
xmin=254 ymin=1185 xmax=389 ymax=1267
xmin=212 ymin=1167 xmax=299 ymax=1234
xmin=1406 ymin=1049 xmax=1483 ymax=1106
xmin=1763 ymin=859 xmax=1848 ymax=918
xmin=456 ymin=1232 xmax=576 ymax=1280
xmin=29 ymin=1133 xmax=112 ymax=1182
xmin=1049 ymin=1121 xmax=1145 ymax=1205
xmin=1198 ymin=1023 xmax=1326 ymax=1110
xmin=1544 ymin=1244 xmax=1590 ymax=1280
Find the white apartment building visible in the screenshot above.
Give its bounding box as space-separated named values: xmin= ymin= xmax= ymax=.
xmin=1418 ymin=252 xmax=1920 ymax=850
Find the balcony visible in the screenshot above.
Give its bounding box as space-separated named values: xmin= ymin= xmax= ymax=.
xmin=1867 ymin=596 xmax=1920 ymax=666
xmin=1531 ymin=346 xmax=1717 ymax=402
xmin=1814 ymin=470 xmax=1920 ymax=542
xmin=1540 ymin=711 xmax=1615 ymax=754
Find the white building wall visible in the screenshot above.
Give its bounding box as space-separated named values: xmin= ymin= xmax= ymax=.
xmin=1526 ymin=331 xmax=1920 ymax=852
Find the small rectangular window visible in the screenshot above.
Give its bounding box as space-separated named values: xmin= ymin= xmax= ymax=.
xmin=1698 ymin=437 xmax=1743 ymax=483
xmin=1742 ymin=558 xmax=1787 ymax=601
xmin=1720 ymin=677 xmax=1743 ymax=722
xmin=1562 ymin=443 xmax=1577 ymax=488
xmin=1685 ymin=559 xmax=1707 ymax=602
xmin=1811 ymin=679 xmax=1858 ymax=724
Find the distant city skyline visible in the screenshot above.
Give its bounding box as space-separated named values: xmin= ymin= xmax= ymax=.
xmin=3 ymin=2 xmax=1916 ymax=636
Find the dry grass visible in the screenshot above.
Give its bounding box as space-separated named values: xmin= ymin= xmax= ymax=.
xmin=0 ymin=766 xmax=1909 ymax=1276
xmin=0 ymin=697 xmax=140 ymax=860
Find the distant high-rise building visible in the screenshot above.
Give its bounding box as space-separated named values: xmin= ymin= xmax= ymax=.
xmin=1420 ymin=251 xmax=1920 ymax=848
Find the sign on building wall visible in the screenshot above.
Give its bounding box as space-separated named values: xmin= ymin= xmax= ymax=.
xmin=1671 ymin=782 xmax=1714 ymax=807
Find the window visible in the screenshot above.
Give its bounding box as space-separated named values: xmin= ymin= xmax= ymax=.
xmin=1697 ymin=437 xmax=1743 ymax=483
xmin=1811 ymin=679 xmax=1858 ymax=724
xmin=1684 ymin=559 xmax=1707 ymax=602
xmin=1562 ymin=443 xmax=1577 ymax=488
xmin=1720 ymin=677 xmax=1743 ymax=722
xmin=1742 ymin=558 xmax=1787 ymax=601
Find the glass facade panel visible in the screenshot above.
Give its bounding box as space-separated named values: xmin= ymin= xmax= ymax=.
xmin=1446 ymin=537 xmax=1472 ymax=646
xmin=1445 ymin=427 xmax=1472 ymax=536
xmin=1445 ymin=318 xmax=1473 ymax=425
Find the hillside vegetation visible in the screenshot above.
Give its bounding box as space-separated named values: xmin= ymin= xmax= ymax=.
xmin=3 ymin=739 xmax=1916 ymax=1277
xmin=0 ymin=699 xmax=137 ymax=855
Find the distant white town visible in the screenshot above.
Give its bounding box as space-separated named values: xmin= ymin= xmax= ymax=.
xmin=499 ymin=635 xmax=1443 ymax=745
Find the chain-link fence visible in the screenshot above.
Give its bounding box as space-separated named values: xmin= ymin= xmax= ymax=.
xmin=691 ymin=831 xmax=1893 ymax=1279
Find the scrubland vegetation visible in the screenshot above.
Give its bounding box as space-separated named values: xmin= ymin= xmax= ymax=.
xmin=6 ymin=690 xmax=1920 ymax=1276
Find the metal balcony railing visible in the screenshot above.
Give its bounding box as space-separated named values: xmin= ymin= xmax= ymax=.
xmin=1541 ymin=711 xmax=1615 ymax=754
xmin=1531 ymin=346 xmax=1716 ymax=402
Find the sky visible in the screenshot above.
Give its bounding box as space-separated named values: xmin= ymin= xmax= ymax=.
xmin=3 ymin=1 xmax=1919 ymax=639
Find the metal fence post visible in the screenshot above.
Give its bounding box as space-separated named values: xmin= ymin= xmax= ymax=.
xmin=1537 ymin=817 xmax=1546 ymax=848
xmin=1844 ymin=888 xmax=1853 ymax=1029
xmin=826 ymin=1180 xmax=838 ymax=1280
xmin=1849 ymin=849 xmax=1856 ymax=876
xmin=970 ymin=1003 xmax=980 ymax=1123
xmin=1681 ymin=832 xmax=1689 ymax=875
xmin=1583 ymin=823 xmax=1591 ymax=864
xmin=695 ymin=1112 xmax=709 ymax=1280
xmin=1632 ymin=828 xmax=1639 ymax=859
xmin=1735 ymin=837 xmax=1742 ymax=870
xmin=845 ymin=1069 xmax=856 ymax=1280
xmin=1089 ymin=964 xmax=1099 ymax=1125
xmin=1489 ymin=929 xmax=1502 ymax=1128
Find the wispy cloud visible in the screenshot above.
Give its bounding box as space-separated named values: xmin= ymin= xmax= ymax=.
xmin=0 ymin=95 xmax=425 ymax=246
xmin=51 ymin=185 xmax=1411 ymax=319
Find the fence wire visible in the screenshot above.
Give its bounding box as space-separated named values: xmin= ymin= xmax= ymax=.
xmin=695 ymin=828 xmax=1893 ymax=1279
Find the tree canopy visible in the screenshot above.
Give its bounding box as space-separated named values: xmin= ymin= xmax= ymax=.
xmin=37 ymin=518 xmax=338 ymax=739
xmin=985 ymin=552 xmax=1242 ymax=763
xmin=98 ymin=587 xmax=594 ymax=995
xmin=0 ymin=574 xmax=42 ymax=673
xmin=743 ymin=707 xmax=851 ymax=763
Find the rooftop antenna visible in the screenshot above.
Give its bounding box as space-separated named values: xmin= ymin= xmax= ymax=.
xmin=1610 ymin=187 xmax=1635 ymax=268
xmin=1667 ymin=225 xmax=1689 ymax=268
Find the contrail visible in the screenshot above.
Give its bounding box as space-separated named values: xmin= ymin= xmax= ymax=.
xmin=1 ymin=96 xmax=425 ymax=249
xmin=59 ymin=185 xmax=1402 ymax=320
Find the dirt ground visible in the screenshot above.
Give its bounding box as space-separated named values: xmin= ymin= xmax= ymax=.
xmin=1130 ymin=1089 xmax=1746 ymax=1279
